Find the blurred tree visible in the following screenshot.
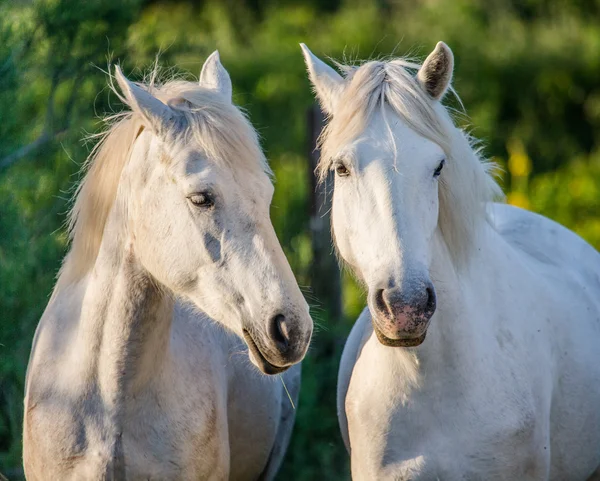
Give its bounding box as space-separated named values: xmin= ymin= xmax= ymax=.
xmin=1 ymin=0 xmax=600 ymax=478
xmin=0 ymin=0 xmax=142 ymax=470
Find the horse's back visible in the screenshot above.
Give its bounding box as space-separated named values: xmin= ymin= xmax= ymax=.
xmin=491 ymin=203 xmax=600 ymax=288
xmin=492 ymin=203 xmax=600 ymax=479
xmin=492 ymin=202 xmax=600 ymax=362
xmin=491 ymin=203 xmax=600 ymax=374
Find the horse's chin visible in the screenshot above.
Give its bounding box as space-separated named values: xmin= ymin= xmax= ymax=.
xmin=242 ymin=329 xmax=290 ymax=375
xmin=372 ymin=324 xmax=428 ymax=347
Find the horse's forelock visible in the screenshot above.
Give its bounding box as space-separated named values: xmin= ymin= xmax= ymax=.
xmin=319 ymin=56 xmax=503 ymax=268
xmin=57 ymin=70 xmax=269 ymax=288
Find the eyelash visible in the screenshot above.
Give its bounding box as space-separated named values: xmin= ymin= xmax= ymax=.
xmin=434 ymin=159 xmax=445 ymax=178
xmin=335 ymin=163 xmax=350 ymax=177
xmin=188 ymin=193 xmax=215 ymax=208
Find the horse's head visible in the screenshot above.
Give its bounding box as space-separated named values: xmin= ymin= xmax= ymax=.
xmin=114 ymin=53 xmax=312 ymax=373
xmin=302 ymin=43 xmax=457 ymax=347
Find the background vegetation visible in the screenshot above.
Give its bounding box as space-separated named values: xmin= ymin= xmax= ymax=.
xmin=1 ymin=0 xmax=600 ymax=479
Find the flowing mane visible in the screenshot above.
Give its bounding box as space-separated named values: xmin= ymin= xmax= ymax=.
xmin=58 ymin=67 xmax=270 ymax=287
xmin=318 ymin=57 xmax=503 ymax=266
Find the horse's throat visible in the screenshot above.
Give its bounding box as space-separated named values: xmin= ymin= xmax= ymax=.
xmin=80 ymin=245 xmax=173 ymax=404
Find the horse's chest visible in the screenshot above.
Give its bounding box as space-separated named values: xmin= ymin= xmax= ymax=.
xmin=349 ymin=401 xmax=546 ymax=481
xmin=346 ymin=343 xmax=547 ymax=480
xmin=116 ymin=370 xmax=230 ymax=479
xmin=118 ymin=398 xmax=226 ymax=479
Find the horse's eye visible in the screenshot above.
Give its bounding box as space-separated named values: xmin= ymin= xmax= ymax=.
xmin=433 ymin=159 xmax=445 ymax=178
xmin=335 ymin=163 xmax=350 ymax=177
xmin=188 ymin=193 xmax=214 ymax=208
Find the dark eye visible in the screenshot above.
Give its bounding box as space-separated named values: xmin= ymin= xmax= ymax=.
xmin=433 ymin=159 xmax=445 ymax=178
xmin=188 ymin=193 xmax=214 ymax=208
xmin=335 ymin=163 xmax=350 ymax=177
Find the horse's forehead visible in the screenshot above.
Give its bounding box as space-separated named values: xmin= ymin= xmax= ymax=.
xmin=356 ymin=108 xmax=444 ymax=163
xmin=169 ymin=147 xmax=272 ymax=200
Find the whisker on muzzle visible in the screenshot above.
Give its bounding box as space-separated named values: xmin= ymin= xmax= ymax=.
xmin=279 ymin=374 xmax=296 ymax=410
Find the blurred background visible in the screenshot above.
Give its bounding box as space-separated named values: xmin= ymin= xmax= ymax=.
xmin=1 ymin=0 xmax=600 ymax=479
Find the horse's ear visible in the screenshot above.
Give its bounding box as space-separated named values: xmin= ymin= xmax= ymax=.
xmin=114 ymin=65 xmax=175 ymax=135
xmin=199 ymin=51 xmax=232 ymax=102
xmin=416 ymin=42 xmax=454 ymax=100
xmin=300 ymin=43 xmax=344 ymax=114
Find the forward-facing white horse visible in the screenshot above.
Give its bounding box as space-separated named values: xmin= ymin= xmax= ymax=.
xmin=23 ymin=52 xmax=313 ymax=480
xmin=302 ymin=42 xmax=600 ymax=480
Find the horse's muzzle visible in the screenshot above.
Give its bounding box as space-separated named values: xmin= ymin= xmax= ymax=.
xmin=242 ymin=313 xmax=312 ymax=375
xmin=368 ymin=281 xmax=436 ymax=347
xmin=243 ymin=328 xmax=291 ymax=374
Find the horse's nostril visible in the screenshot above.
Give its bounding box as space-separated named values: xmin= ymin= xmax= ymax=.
xmin=375 ymin=289 xmax=387 ymax=313
xmin=425 ymin=285 xmax=436 ymax=312
xmin=270 ymin=314 xmax=290 ymax=350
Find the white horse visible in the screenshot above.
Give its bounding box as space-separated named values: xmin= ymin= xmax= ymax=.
xmin=301 ymin=41 xmax=600 ymax=480
xmin=23 ymin=52 xmax=313 ymax=481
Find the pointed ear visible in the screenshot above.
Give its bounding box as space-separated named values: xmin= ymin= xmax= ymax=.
xmin=300 ymin=43 xmax=344 ymax=114
xmin=416 ymin=42 xmax=454 ymax=100
xmin=114 ymin=65 xmax=175 ymax=135
xmin=199 ymin=51 xmax=232 ymax=102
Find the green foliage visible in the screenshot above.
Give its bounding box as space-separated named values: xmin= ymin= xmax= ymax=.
xmin=1 ymin=0 xmax=600 ymax=478
xmin=530 ymin=154 xmax=600 ymax=244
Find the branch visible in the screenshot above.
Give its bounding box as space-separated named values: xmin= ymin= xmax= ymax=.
xmin=0 ymin=25 xmax=41 ymax=78
xmin=0 ymin=130 xmax=68 ymax=171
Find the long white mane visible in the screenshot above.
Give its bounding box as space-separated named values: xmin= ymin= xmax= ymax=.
xmin=318 ymin=57 xmax=503 ymax=266
xmin=58 ymin=67 xmax=270 ymax=287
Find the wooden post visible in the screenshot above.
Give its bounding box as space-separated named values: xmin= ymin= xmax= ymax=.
xmin=307 ymin=105 xmax=342 ymax=319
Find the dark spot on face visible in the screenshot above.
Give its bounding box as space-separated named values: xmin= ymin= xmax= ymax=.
xmin=241 ymin=219 xmax=254 ymax=235
xmin=231 ymin=292 xmax=244 ymax=306
xmin=203 ymin=232 xmax=222 ymax=263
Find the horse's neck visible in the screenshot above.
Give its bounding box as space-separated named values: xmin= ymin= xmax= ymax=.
xmin=414 ymin=227 xmax=486 ymax=370
xmin=77 ymin=212 xmax=173 ymax=403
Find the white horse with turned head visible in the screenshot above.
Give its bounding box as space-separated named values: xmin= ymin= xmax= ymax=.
xmin=23 ymin=52 xmax=312 ymax=480
xmin=302 ymin=42 xmax=600 ymax=480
